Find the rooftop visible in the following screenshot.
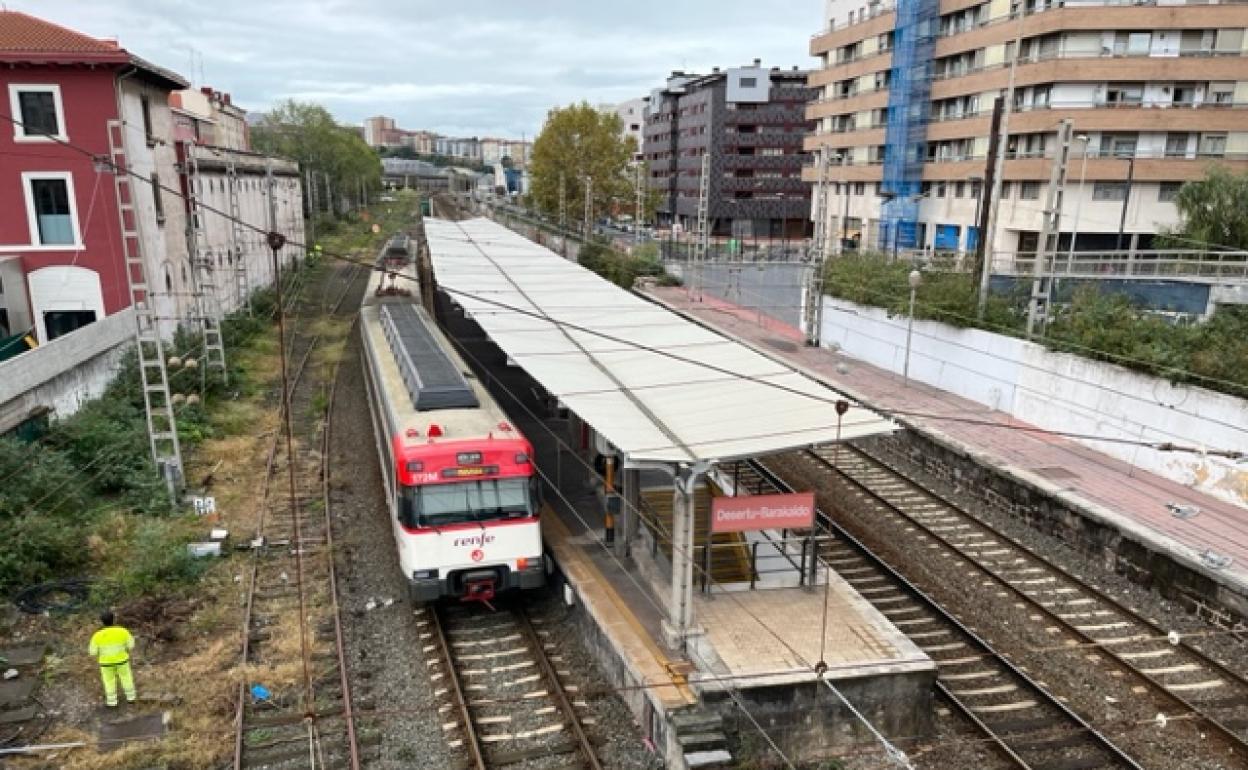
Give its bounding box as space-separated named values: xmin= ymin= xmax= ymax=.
xmin=425 ymin=217 xmax=896 ymax=465
xmin=0 ymin=10 xmax=126 ymax=62
xmin=0 ymin=11 xmax=187 ymax=89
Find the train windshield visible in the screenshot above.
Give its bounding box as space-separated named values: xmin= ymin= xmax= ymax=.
xmin=400 ymin=478 xmax=533 ymax=528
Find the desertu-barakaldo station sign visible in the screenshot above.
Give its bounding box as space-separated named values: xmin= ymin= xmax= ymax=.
xmin=710 ymin=492 xmax=815 ymax=534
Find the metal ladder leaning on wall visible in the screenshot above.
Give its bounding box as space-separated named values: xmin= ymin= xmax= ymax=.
xmin=107 ymin=119 xmax=183 ymax=498
xmin=183 ymin=143 xmax=228 ymax=385
xmin=226 ymin=160 xmax=251 ymax=315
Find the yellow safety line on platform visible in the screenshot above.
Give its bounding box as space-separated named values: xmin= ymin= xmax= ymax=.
xmin=542 ymin=507 xmax=697 ymax=709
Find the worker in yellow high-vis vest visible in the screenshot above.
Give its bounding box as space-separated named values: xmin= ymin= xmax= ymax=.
xmin=88 ymin=611 xmax=136 ymax=707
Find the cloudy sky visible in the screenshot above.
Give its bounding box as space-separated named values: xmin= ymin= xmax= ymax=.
xmin=20 ymin=1 xmax=824 ymax=139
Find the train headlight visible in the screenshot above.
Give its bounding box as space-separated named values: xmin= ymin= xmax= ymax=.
xmin=514 ymin=453 xmax=529 ymax=464
xmin=406 ymin=461 xmax=424 ymax=472
xmin=413 ymin=569 xmax=438 ymax=580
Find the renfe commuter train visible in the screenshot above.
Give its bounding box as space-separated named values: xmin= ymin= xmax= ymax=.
xmin=360 ymin=235 xmax=544 ymax=604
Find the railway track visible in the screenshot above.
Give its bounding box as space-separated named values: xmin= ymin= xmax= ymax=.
xmin=732 ymin=458 xmax=1144 ymax=770
xmin=798 ymin=444 xmax=1248 ymax=760
xmin=232 ymin=259 xmax=369 ymax=770
xmin=422 ymin=601 xmax=603 ymax=770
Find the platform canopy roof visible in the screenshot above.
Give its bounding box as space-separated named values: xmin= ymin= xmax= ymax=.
xmin=425 ymin=217 xmax=897 ymax=466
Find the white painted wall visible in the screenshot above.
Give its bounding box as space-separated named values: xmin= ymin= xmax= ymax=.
xmin=26 ymin=264 xmax=105 ymax=343
xmin=820 ymin=296 xmax=1248 ymax=507
xmin=0 ymin=306 xmax=134 ymax=433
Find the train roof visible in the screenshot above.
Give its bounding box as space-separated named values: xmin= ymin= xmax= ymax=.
xmin=360 ymin=261 xmax=521 ymax=446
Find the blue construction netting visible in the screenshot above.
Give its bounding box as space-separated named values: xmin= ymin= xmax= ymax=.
xmin=881 ymin=0 xmax=938 ymax=251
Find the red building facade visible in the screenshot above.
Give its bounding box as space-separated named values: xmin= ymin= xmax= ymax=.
xmin=0 ymin=11 xmax=186 ymax=345
xmin=0 ymin=13 xmax=133 ymax=343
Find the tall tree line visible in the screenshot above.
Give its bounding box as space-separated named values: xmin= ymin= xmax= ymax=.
xmin=251 ymin=100 xmax=381 ymax=216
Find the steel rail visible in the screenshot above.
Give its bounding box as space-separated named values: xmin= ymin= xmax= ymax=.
xmin=814 ymin=444 xmax=1248 ymax=757
xmin=859 ymin=446 xmax=1248 ymax=686
xmin=516 ymin=608 xmax=604 ymax=770
xmin=231 ymin=261 xmax=365 ymax=769
xmin=431 ymin=605 xmax=489 ymax=770
xmin=320 ymin=311 xmax=364 ymax=769
xmin=744 ymin=458 xmax=1143 ymax=770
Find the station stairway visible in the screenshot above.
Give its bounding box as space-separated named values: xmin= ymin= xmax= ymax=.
xmin=641 ymin=482 xmax=754 ymax=586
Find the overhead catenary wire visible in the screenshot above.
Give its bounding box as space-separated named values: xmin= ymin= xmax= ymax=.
xmin=442 ymin=311 xmax=901 ymax=768
xmin=4 ymin=110 xmax=1237 ymax=459
xmin=3 ymin=123 xmax=1235 ymax=764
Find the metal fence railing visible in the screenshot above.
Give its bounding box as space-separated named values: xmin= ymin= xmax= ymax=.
xmin=988 ymin=250 xmax=1248 ymax=282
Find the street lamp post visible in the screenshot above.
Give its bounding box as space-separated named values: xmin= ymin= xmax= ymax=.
xmin=904 ymin=269 xmax=922 ymax=387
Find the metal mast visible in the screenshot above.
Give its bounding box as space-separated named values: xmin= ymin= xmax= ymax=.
xmin=183 ymin=143 xmax=227 ymax=385
xmin=227 ymin=160 xmax=251 ymax=315
xmin=633 ymin=161 xmax=644 ymax=247
xmin=109 ymin=120 xmax=182 ymax=500
xmin=583 ymin=175 xmax=593 ymax=241
xmin=1026 ymin=119 xmax=1073 ymax=339
xmin=692 ymin=152 xmax=711 ymax=301
xmin=804 ymin=150 xmax=831 ymax=346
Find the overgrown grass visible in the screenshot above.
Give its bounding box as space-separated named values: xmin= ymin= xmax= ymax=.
xmin=824 ymin=252 xmax=1248 ymax=398
xmin=0 ymin=261 xmax=314 ymax=596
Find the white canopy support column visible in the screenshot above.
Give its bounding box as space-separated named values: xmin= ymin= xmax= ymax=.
xmin=665 ymin=461 xmax=710 ymax=651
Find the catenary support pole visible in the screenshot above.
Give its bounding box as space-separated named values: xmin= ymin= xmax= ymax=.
xmin=975 ymin=95 xmax=1005 ymax=314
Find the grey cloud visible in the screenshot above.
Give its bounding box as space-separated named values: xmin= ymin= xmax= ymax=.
xmin=17 ymin=0 xmax=820 ymax=137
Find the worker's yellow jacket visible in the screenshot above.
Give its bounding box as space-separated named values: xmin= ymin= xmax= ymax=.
xmin=89 ymin=626 xmax=135 ymax=666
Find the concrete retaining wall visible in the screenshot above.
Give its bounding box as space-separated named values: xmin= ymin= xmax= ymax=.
xmin=704 ymin=669 xmax=934 ymax=763
xmin=819 ymin=296 xmax=1248 ymax=508
xmin=0 ymin=308 xmax=135 ymax=434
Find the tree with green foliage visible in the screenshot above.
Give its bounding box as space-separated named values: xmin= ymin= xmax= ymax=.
xmin=529 ymin=103 xmax=635 ymax=226
xmin=251 ymin=100 xmax=381 ymax=215
xmin=576 ymin=239 xmax=665 ymax=288
xmin=1159 ymin=167 xmax=1248 ymax=250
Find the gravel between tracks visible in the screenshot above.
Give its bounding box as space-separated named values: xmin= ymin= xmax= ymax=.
xmin=865 ymin=439 xmax=1248 ymax=675
xmin=331 ymin=320 xmax=457 ymax=769
xmin=768 ymin=450 xmax=1245 ymax=770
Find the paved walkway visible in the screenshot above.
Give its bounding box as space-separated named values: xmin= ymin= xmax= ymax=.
xmin=646 ymin=287 xmax=1248 ymax=594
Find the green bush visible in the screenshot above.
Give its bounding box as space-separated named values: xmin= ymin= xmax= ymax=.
xmin=0 ymin=513 xmax=92 ymax=589
xmin=824 ymin=252 xmax=1022 ymax=330
xmin=823 ymin=253 xmax=1248 ymax=398
xmin=110 ymin=519 xmax=208 ymax=598
xmin=578 ymin=240 xmax=667 ymax=289
xmin=0 ymin=437 xmax=89 ymax=518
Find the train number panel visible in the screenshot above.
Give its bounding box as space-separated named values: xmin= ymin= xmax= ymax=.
xmin=361 ymin=275 xmax=544 ymax=605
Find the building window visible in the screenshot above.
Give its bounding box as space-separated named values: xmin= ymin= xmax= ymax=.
xmin=739 ymin=77 xmax=758 ymax=88
xmin=24 ymin=174 xmax=78 ymax=246
xmin=151 ymin=173 xmax=165 ymax=224
xmin=1019 ymin=181 xmax=1041 ymax=200
xmin=1164 ymin=133 xmax=1189 ymax=158
xmin=1198 ymin=133 xmax=1227 ymax=157
xmin=1158 ymin=182 xmax=1182 ymax=202
xmin=1093 ymin=182 xmax=1128 ymax=201
xmin=141 ymin=95 xmax=155 ymax=144
xmin=9 ymin=84 xmax=66 ymax=141
xmin=1001 ymin=181 xmax=1012 ymax=199
xmin=1209 ymin=82 xmax=1234 ymax=105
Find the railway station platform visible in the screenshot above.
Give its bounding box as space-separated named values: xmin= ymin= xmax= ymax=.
xmin=424 ymin=218 xmax=937 ymax=768
xmin=644 ymin=286 xmax=1248 ymax=628
xmin=445 ymin=306 xmax=936 ymax=767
